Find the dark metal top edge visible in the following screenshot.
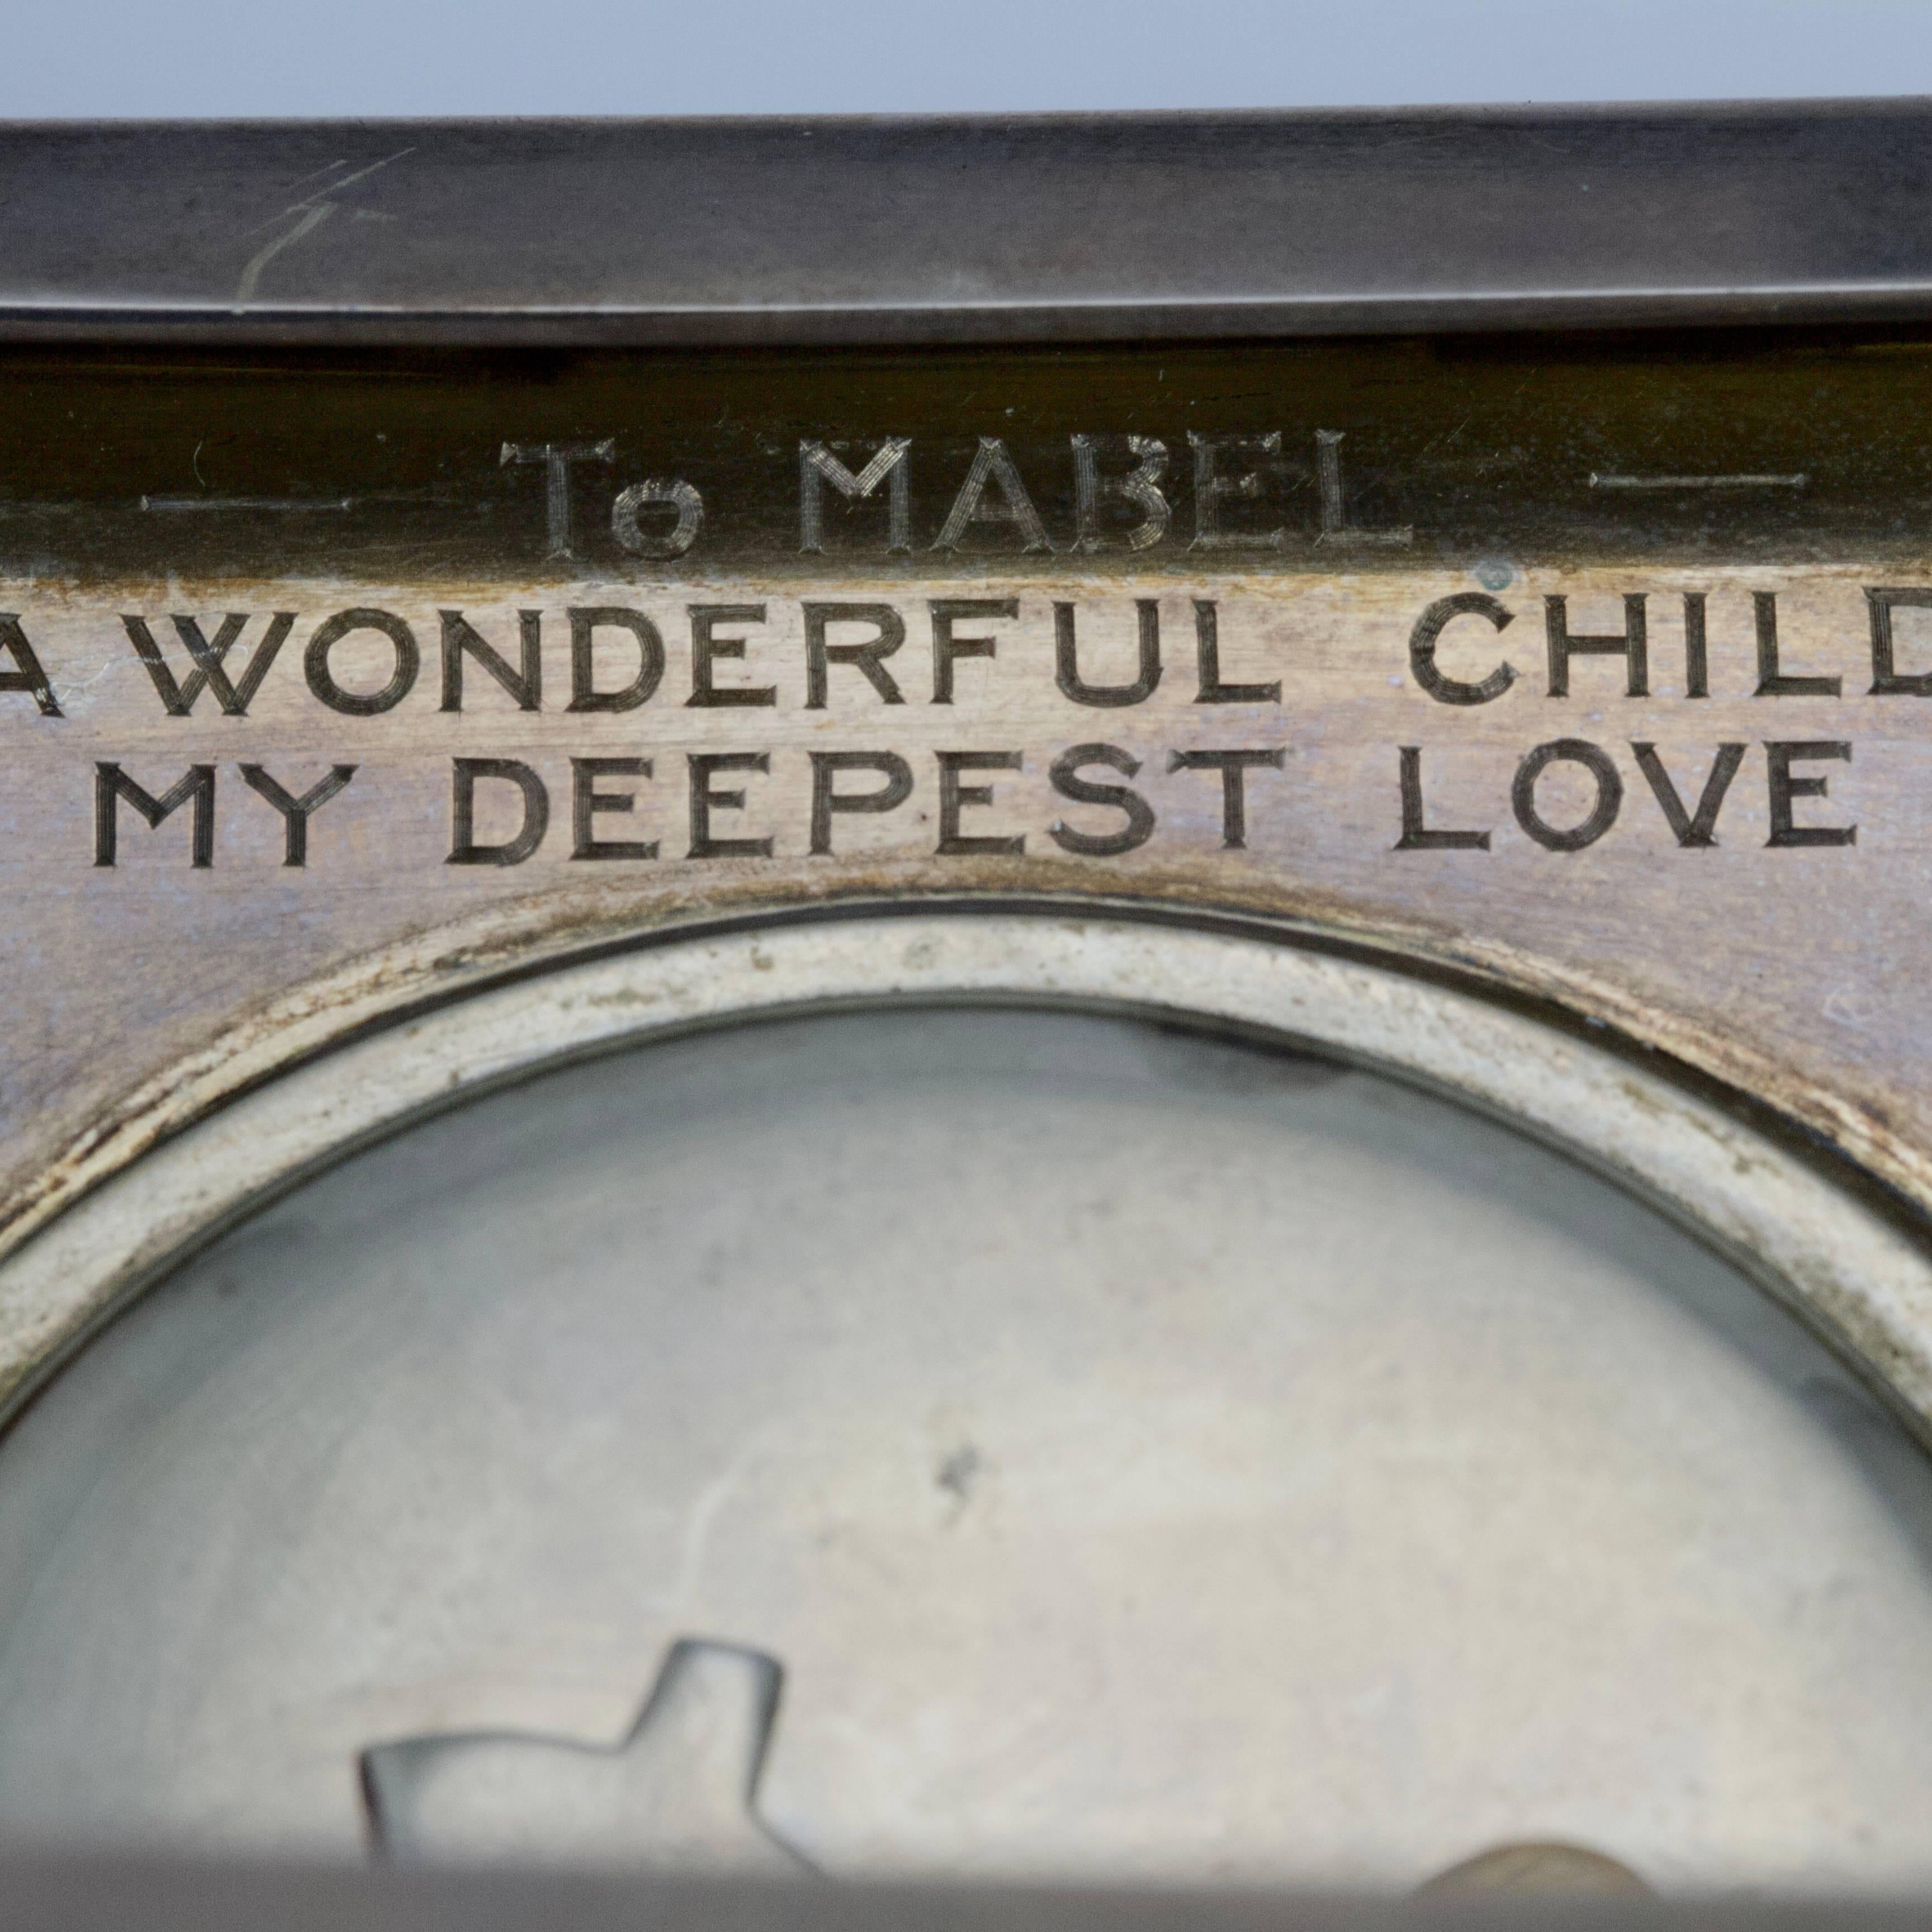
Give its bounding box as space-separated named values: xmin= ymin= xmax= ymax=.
xmin=8 ymin=288 xmax=1932 ymax=349
xmin=8 ymin=104 xmax=1932 ymax=346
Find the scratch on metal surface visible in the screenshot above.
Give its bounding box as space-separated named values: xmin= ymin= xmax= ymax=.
xmin=282 ymin=158 xmax=352 ymax=193
xmin=234 ymin=148 xmax=415 ymax=309
xmin=650 ymin=1436 xmax=769 ymax=1616
xmin=235 ymin=203 xmax=337 ymax=307
xmin=49 ymin=655 xmax=124 ymax=708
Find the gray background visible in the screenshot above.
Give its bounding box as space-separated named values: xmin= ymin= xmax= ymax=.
xmin=4 ymin=0 xmax=1931 ymax=120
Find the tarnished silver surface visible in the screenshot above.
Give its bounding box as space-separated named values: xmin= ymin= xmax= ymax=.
xmin=7 ymin=564 xmax=1932 ymax=1374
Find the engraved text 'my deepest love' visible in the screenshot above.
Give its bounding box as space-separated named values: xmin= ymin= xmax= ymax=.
xmin=0 ymin=585 xmax=1915 ymax=869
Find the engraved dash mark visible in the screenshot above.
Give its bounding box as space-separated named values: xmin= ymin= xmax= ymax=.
xmin=1589 ymin=472 xmax=1810 ymax=490
xmin=140 ymin=496 xmax=354 ymax=513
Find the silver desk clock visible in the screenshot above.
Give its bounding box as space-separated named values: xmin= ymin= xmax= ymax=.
xmin=0 ymin=102 xmax=1928 ymax=1901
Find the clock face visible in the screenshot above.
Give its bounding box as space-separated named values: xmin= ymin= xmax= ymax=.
xmin=0 ymin=1002 xmax=1925 ymax=1895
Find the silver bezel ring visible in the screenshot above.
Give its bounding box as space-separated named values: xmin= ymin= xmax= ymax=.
xmin=2 ymin=908 xmax=1928 ymax=1443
